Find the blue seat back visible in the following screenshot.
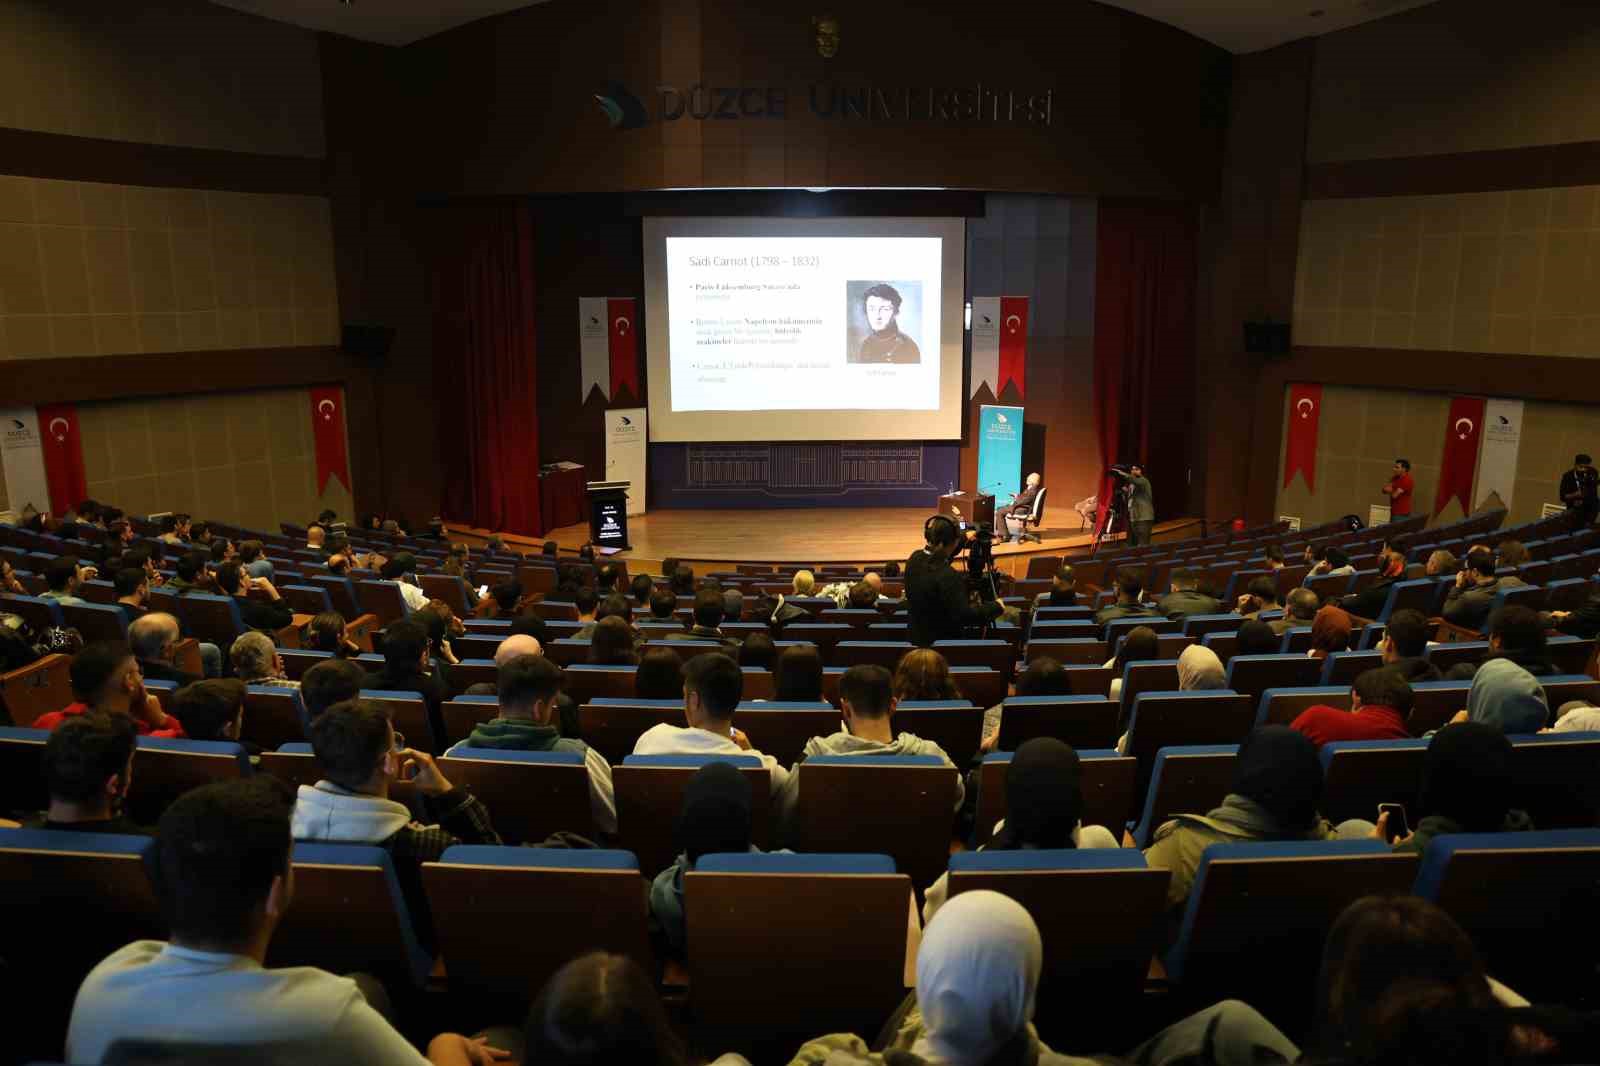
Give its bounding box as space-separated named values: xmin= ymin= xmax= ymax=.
xmin=278 ymin=842 xmax=430 ymax=986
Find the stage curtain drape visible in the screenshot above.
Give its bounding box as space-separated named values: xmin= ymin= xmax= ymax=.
xmin=1092 ymin=200 xmax=1198 ymax=533
xmin=432 ymin=203 xmax=545 ymax=537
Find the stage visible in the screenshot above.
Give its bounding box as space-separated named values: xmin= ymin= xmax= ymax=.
xmin=449 ymin=509 xmax=1203 ymax=576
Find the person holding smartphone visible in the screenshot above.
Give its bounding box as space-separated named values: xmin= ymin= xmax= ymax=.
xmin=1372 ymin=722 xmax=1532 ymax=854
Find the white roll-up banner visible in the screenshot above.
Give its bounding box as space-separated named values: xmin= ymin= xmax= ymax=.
xmin=1476 ymin=398 xmax=1524 ymax=512
xmin=0 ymin=407 xmax=52 ymax=518
xmin=970 ymin=296 xmax=1000 ymax=398
xmin=605 ymin=408 xmax=647 ymax=516
xmin=578 ymin=297 xmax=611 ymax=402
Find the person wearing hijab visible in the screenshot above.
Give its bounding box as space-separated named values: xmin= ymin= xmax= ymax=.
xmin=1308 ymin=605 xmax=1353 ymax=660
xmin=1104 ymin=625 xmax=1160 ymax=703
xmin=1452 ymin=658 xmax=1549 ymax=734
xmin=1115 ymin=644 xmax=1228 ymax=754
xmin=1382 ymin=722 xmax=1532 ymax=854
xmin=921 ymin=740 xmax=1118 ymax=923
xmin=649 ymin=761 xmax=775 ymax=958
xmin=1143 ymin=726 xmax=1336 ymax=914
xmin=788 ymin=891 xmax=1297 ymax=1066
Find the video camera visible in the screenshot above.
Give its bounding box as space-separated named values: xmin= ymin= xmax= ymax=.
xmin=962 ymin=523 xmax=999 ymax=602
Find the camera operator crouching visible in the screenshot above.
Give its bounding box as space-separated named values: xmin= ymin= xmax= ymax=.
xmin=905 ymin=515 xmax=1004 ymax=648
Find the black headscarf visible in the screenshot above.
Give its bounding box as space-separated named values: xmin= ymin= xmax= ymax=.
xmin=990 ymin=738 xmax=1083 ymax=851
xmin=1418 ymin=722 xmax=1514 ymax=832
xmin=675 ymin=761 xmax=753 ymax=863
xmin=1231 ymin=725 xmax=1324 ymax=833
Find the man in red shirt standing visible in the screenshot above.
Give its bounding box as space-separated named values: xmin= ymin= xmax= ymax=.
xmin=1290 ymin=667 xmax=1413 ymax=748
xmin=1381 ymin=458 xmax=1414 ymax=517
xmin=31 ymin=641 xmax=186 ymax=738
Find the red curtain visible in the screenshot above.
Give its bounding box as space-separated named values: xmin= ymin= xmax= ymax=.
xmin=433 ymin=204 xmax=544 ymax=536
xmin=1092 ymin=200 xmax=1197 ymax=532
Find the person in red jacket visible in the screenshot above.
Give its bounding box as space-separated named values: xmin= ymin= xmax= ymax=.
xmin=32 ymin=641 xmax=186 ymax=738
xmin=1381 ymin=458 xmax=1414 ymax=517
xmin=1290 ymin=666 xmax=1413 ymax=749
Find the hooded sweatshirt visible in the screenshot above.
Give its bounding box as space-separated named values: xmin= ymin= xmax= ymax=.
xmin=775 ymin=729 xmax=965 ymax=832
xmin=1466 ymin=658 xmax=1550 ymax=734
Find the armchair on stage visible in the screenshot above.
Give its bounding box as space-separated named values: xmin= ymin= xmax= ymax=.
xmin=1073 ymin=495 xmax=1098 ymax=531
xmin=1012 ymin=488 xmax=1048 ymax=543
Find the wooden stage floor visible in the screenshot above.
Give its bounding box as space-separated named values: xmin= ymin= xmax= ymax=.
xmin=451 ymin=509 xmax=1203 ymax=576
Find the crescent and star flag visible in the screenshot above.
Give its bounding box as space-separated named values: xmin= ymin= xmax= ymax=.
xmin=997 ymin=296 xmax=1028 ymax=398
xmin=1283 ymin=383 xmax=1322 ymax=492
xmin=608 ymin=297 xmax=639 ymax=401
xmin=1434 ymin=395 xmax=1486 ymax=518
xmin=309 ymin=386 xmax=351 ymax=496
xmin=36 ymin=403 xmax=87 ymax=515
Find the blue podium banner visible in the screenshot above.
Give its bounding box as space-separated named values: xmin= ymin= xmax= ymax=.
xmin=976 ymin=405 xmax=1024 ymax=504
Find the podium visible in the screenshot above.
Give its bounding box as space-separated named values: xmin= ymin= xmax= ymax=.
xmin=586 ymin=481 xmax=631 ymax=550
xmin=938 ymin=492 xmax=994 ymax=529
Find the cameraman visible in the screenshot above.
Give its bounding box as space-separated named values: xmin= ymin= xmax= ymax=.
xmin=906 ymin=516 xmax=1003 ymax=647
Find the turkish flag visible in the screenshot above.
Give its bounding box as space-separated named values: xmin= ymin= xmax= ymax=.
xmin=309 ymin=386 xmax=351 ymax=496
xmin=998 ymin=296 xmax=1028 ymax=398
xmin=1283 ymin=382 xmax=1322 ymax=491
xmin=1434 ymin=395 xmax=1486 ymax=517
xmin=36 ymin=403 xmax=86 ymax=516
xmin=608 ymin=297 xmax=639 ymax=402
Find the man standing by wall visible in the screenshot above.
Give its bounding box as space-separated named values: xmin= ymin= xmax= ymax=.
xmin=1560 ymin=454 xmax=1598 ymax=527
xmin=1380 ymin=459 xmax=1414 ymax=517
xmin=1126 ymin=464 xmax=1154 ymax=546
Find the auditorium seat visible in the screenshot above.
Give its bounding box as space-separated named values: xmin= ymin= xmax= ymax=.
xmin=614 ymin=754 xmax=771 ymax=876
xmin=1544 ymin=578 xmax=1592 ymax=613
xmin=78 ymin=578 xmax=117 ymax=605
xmin=1413 ymin=829 xmax=1600 ymax=1003
xmin=172 ymin=593 xmax=246 ymax=649
xmin=819 ymin=608 xmax=882 ymax=629
xmin=1103 ymin=617 xmax=1181 ymax=645
xmin=649 ymin=639 xmax=728 ymax=663
xmin=1199 ymin=631 xmax=1238 ymax=664
xmin=441 ymin=695 xmax=498 ymax=747
xmin=1165 ymin=841 xmax=1418 ymax=1031
xmin=1118 ymin=660 xmax=1182 ymax=713
xmin=453 ymin=634 xmax=504 ymax=660
xmin=356 ymin=580 xmax=410 ymax=627
xmin=720 ymin=702 xmax=835 ymax=766
xmin=579 ymin=699 xmax=684 ymax=764
xmin=1181 ymin=614 xmax=1243 ymax=640
xmin=1279 ymin=627 xmax=1315 ymax=653
xmin=995 ymin=695 xmax=1119 ymax=752
xmin=60 ymin=602 xmax=129 ymax=644
xmin=891 ymin=699 xmax=983 ymax=767
xmin=436 ymin=749 xmax=593 ymax=844
xmin=1028 ymin=620 xmax=1099 ymax=641
xmin=448 ymin=658 xmax=497 ymax=691
xmin=0 ymin=652 xmax=72 ymax=728
xmin=562 ymin=665 xmax=642 ymax=705
xmin=933 ymin=639 xmax=1016 ymax=679
xmin=1512 ymin=731 xmax=1600 ymax=829
xmin=1372 ymin=578 xmax=1445 ymax=623
xmin=1224 ymin=654 xmax=1324 ymax=706
xmin=127 ymin=736 xmax=252 ymax=826
xmin=793 ymin=756 xmax=957 ymax=888
xmin=781 ymin=623 xmax=852 ymax=654
xmin=1022 ymin=638 xmax=1107 ymax=666
xmin=1059 ymin=665 xmax=1116 ymax=696
xmin=241 ymin=684 xmax=306 ymax=750
xmin=1257 ymin=685 xmax=1348 ymax=728
xmin=1547 ymin=636 xmax=1598 ymax=675
xmin=684 ymin=852 xmax=912 ymax=1048
xmin=1032 ymin=606 xmax=1094 ymax=622
xmin=1322 ymin=650 xmax=1384 ymax=685
xmin=946 ymin=848 xmax=1169 ymax=1048
xmin=0 ymin=593 xmax=63 ymax=633
xmin=833 ymin=640 xmax=913 ymax=670
xmin=531 ymin=600 xmax=580 ymax=622
xmin=418 ymin=573 xmax=474 ymax=616
xmin=1125 ymin=691 xmax=1253 ymax=796
xmin=1424 ymin=641 xmax=1489 ymax=673
xmin=1317 ymin=739 xmax=1427 ymax=825
xmin=269 ymin=842 xmax=431 ymax=988
xmin=279 ymin=582 xmax=333 ymax=619
xmin=974 ymin=749 xmax=1135 ymax=846
xmin=947 ymin=666 xmax=1005 ymax=709
xmin=1128 ymin=745 xmax=1239 ymax=848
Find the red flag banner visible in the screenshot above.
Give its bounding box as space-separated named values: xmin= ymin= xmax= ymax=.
xmin=1282 ymin=383 xmax=1322 ymax=492
xmin=608 ymin=297 xmax=639 ymax=402
xmin=998 ymin=296 xmax=1028 ymax=398
xmin=1434 ymin=394 xmax=1486 ymax=517
xmin=309 ymin=386 xmax=351 ymax=496
xmin=36 ymin=403 xmax=86 ymax=516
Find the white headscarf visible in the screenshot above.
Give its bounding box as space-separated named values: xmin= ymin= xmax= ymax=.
xmin=913 ymin=890 xmax=1042 ymax=1065
xmin=1553 ymin=703 xmax=1600 ymax=733
xmin=1178 ymin=644 xmax=1226 ymax=691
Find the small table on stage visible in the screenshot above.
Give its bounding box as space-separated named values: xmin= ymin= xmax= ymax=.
xmin=938 ymin=492 xmax=995 ymax=529
xmin=539 ymin=463 xmax=586 ymax=530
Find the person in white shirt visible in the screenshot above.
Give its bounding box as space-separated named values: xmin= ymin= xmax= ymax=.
xmin=632 ymin=652 xmax=789 ymax=798
xmin=67 ymin=777 xmax=503 ymax=1066
xmin=382 ymin=552 xmax=430 ymax=613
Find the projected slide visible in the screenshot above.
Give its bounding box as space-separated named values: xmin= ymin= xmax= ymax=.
xmin=666 ymin=236 xmax=941 ymax=412
xmin=644 ymin=217 xmax=966 ymax=443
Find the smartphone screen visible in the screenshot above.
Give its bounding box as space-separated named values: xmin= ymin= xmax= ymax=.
xmin=1377 ymin=803 xmax=1409 ymax=843
xmin=477 ymin=585 xmax=488 ymax=599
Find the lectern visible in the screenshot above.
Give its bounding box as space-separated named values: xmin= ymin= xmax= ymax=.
xmin=586 ymin=480 xmax=631 ymax=549
xmin=938 ymin=491 xmax=995 ymax=529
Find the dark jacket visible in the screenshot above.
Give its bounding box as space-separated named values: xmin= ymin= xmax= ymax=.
xmin=1442 ymin=576 xmax=1524 ymax=631
xmin=21 ymin=813 xmax=154 ymax=836
xmin=1157 ymin=590 xmax=1221 ymax=621
xmin=1094 ymin=600 xmax=1159 ymax=629
xmin=663 ymin=625 xmax=740 ymax=653
xmin=1444 ymin=649 xmax=1559 ymax=682
xmin=905 ymin=549 xmax=997 ymax=647
xmin=1555 ymin=592 xmax=1600 ymax=639
xmin=117 ymin=603 xmax=148 ymax=625
xmin=236 ymin=594 xmax=295 ymax=633
xmin=1389 ymin=655 xmax=1443 ymax=684
xmin=1394 ymin=809 xmax=1533 ymax=855
xmin=1338 ymin=577 xmax=1404 ymax=622
xmin=137 ymin=658 xmax=202 ymax=687
xmin=1008 ymin=484 xmax=1041 ymax=516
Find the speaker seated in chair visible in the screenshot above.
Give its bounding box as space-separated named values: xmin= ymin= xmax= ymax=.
xmin=1007 ymin=485 xmax=1048 ymax=544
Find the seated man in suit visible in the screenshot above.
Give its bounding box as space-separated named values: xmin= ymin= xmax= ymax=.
xmin=1003 ymin=472 xmax=1044 ymax=542
xmin=663 ymin=588 xmax=741 ymax=651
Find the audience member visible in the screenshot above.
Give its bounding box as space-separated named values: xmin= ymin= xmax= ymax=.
xmin=170 ymin=678 xmax=247 ymax=742
xmin=41 ymin=555 xmax=91 ymax=605
xmin=1234 ymin=575 xmax=1281 ymax=618
xmin=1177 ymin=644 xmax=1226 ymax=690
xmin=778 ymin=664 xmax=962 ymax=831
xmin=1033 ymin=564 xmax=1076 ymax=608
xmin=774 ymin=644 xmax=824 ymax=701
xmin=1548 ymin=700 xmax=1600 ymax=733
xmin=1305 ymin=545 xmax=1354 ymax=583
xmin=588 ymin=615 xmax=641 ymax=665
xmin=892 ymin=647 xmax=961 ymax=701
xmin=1425 ymin=548 xmax=1458 ymax=577
xmin=1143 ymin=726 xmax=1334 ymax=915
xmin=1337 ymin=549 xmax=1407 ymax=620
xmin=301 ymin=658 xmax=367 ymax=722
xmin=35 ymin=641 xmax=186 ymax=737
xmin=231 ymin=630 xmax=299 ymax=688
xmin=22 ymin=713 xmax=148 ymax=835
xmin=1262 ymin=544 xmax=1285 ymax=570
xmin=571 ymin=587 xmax=601 ymax=639
xmin=1105 ymin=625 xmax=1161 ymax=703
xmin=596 ymin=562 xmax=621 ymax=594
xmin=307 ymin=611 xmax=361 ymax=658
xmin=1308 ymin=605 xmax=1353 ymax=659
xmin=922 ymin=738 xmax=1117 ymax=922
xmin=649 ymin=762 xmax=766 ymax=959
xmin=1446 ymin=605 xmax=1555 ymax=681
xmin=648 ymin=587 xmax=679 ymax=623
xmin=477 ymin=580 xmax=525 ymax=619
xmin=1272 ymin=588 xmax=1319 ymax=636
xmin=113 ymin=567 xmax=150 ymax=623
xmin=1234 ymin=619 xmax=1280 ymax=657
xmin=542 ymin=540 xmax=559 ymax=557
xmin=128 ymin=612 xmax=201 ymax=686
xmin=632 ymin=653 xmax=788 ymax=796
xmin=1443 ymin=548 xmax=1519 ymax=631
xmin=365 ymin=618 xmax=451 ymax=743
xmin=296 ymin=699 xmax=501 ymax=949
xmin=67 ymin=777 xmax=493 ymax=1066
xmin=635 ymin=648 xmax=685 ymax=700
xmin=214 ymin=561 xmax=294 ymax=633
xmin=629 ymin=573 xmax=655 ymax=610
xmin=1291 ymin=667 xmax=1414 ymax=748
xmin=1380 ymin=723 xmax=1531 ymax=855
xmin=238 ymin=540 xmax=274 ymax=581
xmin=1094 ymin=569 xmax=1157 ymax=628
xmin=0 ymin=557 xmax=25 ymax=596
xmin=739 ymin=631 xmax=778 ymax=670
xmin=414 ymin=601 xmax=462 ymax=669
xmin=1496 ymin=539 xmax=1531 ymax=569
xmin=166 ymin=550 xmax=212 ymax=594
xmin=1453 ymin=658 xmax=1548 ymax=734
xmin=981 ymin=655 xmax=1072 ymax=753
xmin=157 ymin=513 xmax=192 ymax=546
xmin=1546 ymin=581 xmax=1600 ymax=638
xmin=670 ymin=565 xmax=695 ymax=596
xmin=791 ymin=569 xmax=816 ymax=596
xmin=664 ymin=587 xmax=739 ymax=650
xmin=379 ymin=553 xmax=429 ymax=613
xmin=1158 ymin=569 xmax=1221 ymax=620
xmin=1381 ymin=608 xmax=1442 ymax=682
